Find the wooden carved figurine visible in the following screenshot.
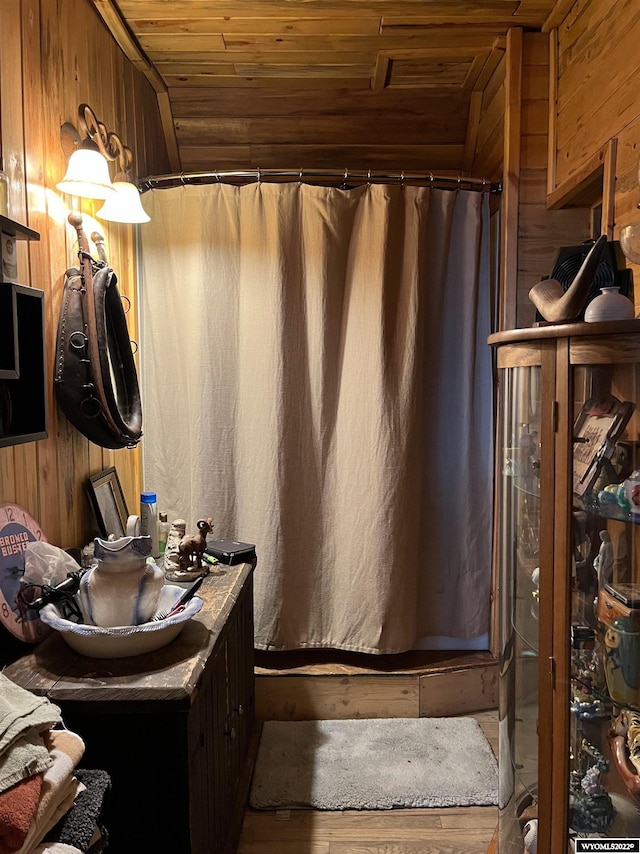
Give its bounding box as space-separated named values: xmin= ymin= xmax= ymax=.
xmin=528 ymin=234 xmax=607 ymax=322
xmin=178 ymin=518 xmax=213 ymax=572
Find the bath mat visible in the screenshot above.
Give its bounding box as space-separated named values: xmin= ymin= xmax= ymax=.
xmin=249 ymin=717 xmax=498 ymax=810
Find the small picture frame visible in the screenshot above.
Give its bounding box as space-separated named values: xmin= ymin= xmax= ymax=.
xmin=573 ymin=396 xmax=635 ymax=496
xmin=87 ymin=467 xmax=129 ymax=538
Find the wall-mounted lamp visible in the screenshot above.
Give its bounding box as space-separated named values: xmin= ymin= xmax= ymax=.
xmin=56 ymin=104 xmax=149 ymax=223
xmin=620 ymin=156 xmax=640 ymax=265
xmin=96 ymin=135 xmax=150 ymax=224
xmin=620 ymin=222 xmax=640 ymax=265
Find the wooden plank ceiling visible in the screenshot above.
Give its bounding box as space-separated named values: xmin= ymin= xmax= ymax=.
xmin=94 ymin=0 xmax=560 ymax=177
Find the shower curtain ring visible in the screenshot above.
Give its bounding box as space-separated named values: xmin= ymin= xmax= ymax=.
xmin=367 ymin=169 xmax=372 ymax=185
xmin=215 ymin=170 xmax=221 ymax=183
xmin=429 ymin=172 xmax=434 ymax=187
xmin=257 ymin=167 xmax=261 ymax=184
xmin=400 ymin=171 xmax=405 ymax=187
xmin=180 ymin=173 xmax=186 ymax=185
xmin=299 ymin=168 xmax=304 ymax=185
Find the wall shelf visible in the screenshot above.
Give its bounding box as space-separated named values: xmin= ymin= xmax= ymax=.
xmin=0 ymin=215 xmax=40 ymax=241
xmin=0 ymin=218 xmax=47 ymax=447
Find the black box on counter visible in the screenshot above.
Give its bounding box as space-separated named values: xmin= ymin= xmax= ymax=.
xmin=205 ymin=539 xmax=256 ymax=565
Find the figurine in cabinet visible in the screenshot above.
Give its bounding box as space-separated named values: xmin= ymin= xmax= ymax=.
xmin=603 ymin=615 xmax=640 ymax=706
xmin=593 ymin=530 xmax=613 ymax=589
xmin=568 ymin=740 xmax=615 ymax=834
xmin=523 ymin=818 xmax=537 ymax=854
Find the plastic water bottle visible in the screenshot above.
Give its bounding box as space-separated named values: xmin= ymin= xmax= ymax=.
xmin=140 ymin=491 xmax=159 ymax=558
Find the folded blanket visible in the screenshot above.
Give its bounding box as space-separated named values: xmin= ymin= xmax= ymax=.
xmin=34 ymin=845 xmax=82 ymax=854
xmin=15 ymin=731 xmax=85 ymax=854
xmin=0 ymin=676 xmax=61 ymax=795
xmin=0 ymin=774 xmax=43 ymax=854
xmin=0 ymin=732 xmax=51 ymax=796
xmin=45 ymin=770 xmax=110 ymax=853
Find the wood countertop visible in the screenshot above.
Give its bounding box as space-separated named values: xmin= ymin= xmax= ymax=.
xmin=3 ymin=562 xmax=254 ymax=708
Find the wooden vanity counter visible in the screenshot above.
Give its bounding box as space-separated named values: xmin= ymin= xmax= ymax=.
xmin=4 ymin=562 xmax=256 ymax=854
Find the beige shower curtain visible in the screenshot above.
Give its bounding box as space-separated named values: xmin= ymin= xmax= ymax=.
xmin=139 ymin=181 xmax=493 ymax=653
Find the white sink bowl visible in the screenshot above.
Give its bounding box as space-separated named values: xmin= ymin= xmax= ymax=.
xmin=39 ymin=583 xmax=203 ymax=659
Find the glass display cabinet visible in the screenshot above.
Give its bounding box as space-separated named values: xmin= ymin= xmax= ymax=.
xmin=490 ymin=320 xmax=640 ymax=853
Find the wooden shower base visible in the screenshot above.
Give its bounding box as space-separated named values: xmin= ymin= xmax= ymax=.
xmin=255 ymin=648 xmax=498 ymax=720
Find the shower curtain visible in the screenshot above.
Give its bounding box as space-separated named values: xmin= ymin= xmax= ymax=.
xmin=138 ymin=181 xmax=493 ymax=653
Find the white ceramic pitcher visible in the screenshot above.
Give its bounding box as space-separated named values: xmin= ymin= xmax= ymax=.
xmin=79 ymin=535 xmax=164 ymax=627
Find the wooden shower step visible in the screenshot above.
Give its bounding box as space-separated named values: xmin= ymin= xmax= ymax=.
xmin=254 ymin=649 xmax=498 ymax=720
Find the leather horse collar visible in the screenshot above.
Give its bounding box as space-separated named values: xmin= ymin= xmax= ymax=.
xmin=54 ymin=213 xmax=142 ymax=449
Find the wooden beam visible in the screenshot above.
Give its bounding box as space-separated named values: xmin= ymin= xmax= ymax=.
xmin=169 ymin=86 xmax=469 ymax=117
xmin=602 ymin=137 xmax=618 ymax=239
xmin=174 ymin=115 xmax=463 ymax=146
xmin=179 ymin=142 xmax=466 ymax=171
xmin=542 ymin=0 xmax=577 ymax=32
xmin=500 ymin=27 xmax=523 ymax=331
xmin=157 ymin=91 xmax=181 ymax=170
xmin=473 ymin=39 xmax=506 ymax=92
xmin=131 ymin=16 xmax=383 ymax=35
xmin=463 ymin=89 xmax=482 ymax=172
xmin=547 ymin=28 xmax=558 ymax=196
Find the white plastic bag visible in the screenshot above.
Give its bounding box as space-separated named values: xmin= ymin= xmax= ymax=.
xmin=22 ymin=541 xmax=81 ymax=587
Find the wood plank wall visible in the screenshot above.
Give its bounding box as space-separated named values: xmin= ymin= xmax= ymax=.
xmin=471 ymin=44 xmax=505 ymax=182
xmin=552 ymin=0 xmax=640 ymax=310
xmin=0 ymin=0 xmax=169 ymax=549
xmin=517 ymin=32 xmax=589 ymax=328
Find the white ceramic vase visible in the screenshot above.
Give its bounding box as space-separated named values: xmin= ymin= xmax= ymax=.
xmin=584 ymin=286 xmax=635 ymax=322
xmin=79 ymin=534 xmax=164 ymax=627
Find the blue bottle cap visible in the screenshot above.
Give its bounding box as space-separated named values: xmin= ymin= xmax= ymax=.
xmin=140 ymin=492 xmax=157 ymax=503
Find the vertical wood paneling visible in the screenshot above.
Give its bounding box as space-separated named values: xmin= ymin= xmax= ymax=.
xmin=500 ymin=27 xmax=522 ymax=331
xmin=516 ymin=32 xmax=589 ymax=328
xmin=472 ymin=52 xmax=505 ymax=181
xmin=0 ymin=0 xmax=169 ymax=547
xmin=554 ymin=0 xmax=640 ymax=193
xmin=21 ymin=0 xmax=59 ymax=540
xmin=552 ymin=0 xmax=640 ymax=313
xmin=0 ymin=1 xmax=23 ymax=506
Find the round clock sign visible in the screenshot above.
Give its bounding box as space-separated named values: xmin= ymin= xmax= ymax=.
xmin=0 ymin=502 xmax=49 ymax=642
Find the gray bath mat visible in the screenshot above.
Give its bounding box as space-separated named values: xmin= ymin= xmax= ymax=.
xmin=249 ymin=717 xmax=498 ymax=810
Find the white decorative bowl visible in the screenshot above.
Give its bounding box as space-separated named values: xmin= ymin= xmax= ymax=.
xmin=39 ymin=584 xmax=203 ymax=659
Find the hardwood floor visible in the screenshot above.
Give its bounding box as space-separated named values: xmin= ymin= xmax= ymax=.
xmin=238 ymin=675 xmax=499 ymax=854
xmin=237 ymin=803 xmax=497 ymax=854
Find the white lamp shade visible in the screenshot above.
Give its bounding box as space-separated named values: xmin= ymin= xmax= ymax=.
xmin=96 ymin=180 xmax=150 ymax=223
xmin=56 ymin=148 xmax=115 ymax=200
xmin=620 ymin=221 xmax=640 ymax=265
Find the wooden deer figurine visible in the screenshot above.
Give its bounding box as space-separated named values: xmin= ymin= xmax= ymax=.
xmin=178 ymin=518 xmax=213 ymax=572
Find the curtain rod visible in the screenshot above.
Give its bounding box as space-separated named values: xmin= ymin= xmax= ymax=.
xmin=138 ymin=168 xmax=501 ymax=194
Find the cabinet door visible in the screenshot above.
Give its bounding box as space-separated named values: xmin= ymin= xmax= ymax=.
xmin=496 ymin=346 xmax=548 ymax=852
xmin=227 ymin=575 xmax=255 ymax=774
xmin=189 ymin=641 xmax=232 ymax=852
xmin=561 ymin=336 xmax=640 ymax=849
xmin=188 ymin=574 xmax=256 ymax=854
